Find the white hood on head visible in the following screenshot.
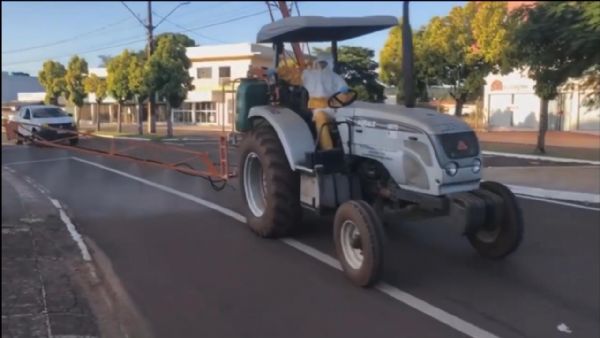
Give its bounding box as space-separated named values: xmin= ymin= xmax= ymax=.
xmin=314 ymin=52 xmax=334 ymax=71
xmin=303 ymin=52 xmax=347 ymax=98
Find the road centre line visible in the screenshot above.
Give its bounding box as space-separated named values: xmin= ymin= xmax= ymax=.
xmin=71 ymin=156 xmax=498 ymax=338
xmin=3 ymin=157 xmax=72 ymax=166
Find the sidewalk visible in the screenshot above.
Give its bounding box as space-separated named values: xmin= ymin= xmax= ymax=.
xmin=2 ymin=169 xmax=99 ymax=337
xmin=478 ymin=131 xmax=600 ymax=161
xmin=483 ymin=166 xmax=600 ymax=198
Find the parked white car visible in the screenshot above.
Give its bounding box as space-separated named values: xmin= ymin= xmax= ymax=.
xmin=13 ymin=105 xmax=78 ymax=145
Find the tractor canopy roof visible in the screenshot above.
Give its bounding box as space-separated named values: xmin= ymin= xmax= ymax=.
xmin=257 ymin=16 xmax=398 ymax=43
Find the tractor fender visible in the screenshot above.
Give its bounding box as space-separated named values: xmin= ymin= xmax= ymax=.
xmin=249 ymin=105 xmax=315 ymax=171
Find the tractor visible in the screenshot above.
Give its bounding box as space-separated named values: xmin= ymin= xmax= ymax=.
xmin=235 ymin=16 xmax=523 ymax=287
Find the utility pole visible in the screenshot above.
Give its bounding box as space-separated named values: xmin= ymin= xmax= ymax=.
xmin=147 ymin=0 xmax=156 ymax=134
xmin=121 ymin=1 xmax=189 ymax=134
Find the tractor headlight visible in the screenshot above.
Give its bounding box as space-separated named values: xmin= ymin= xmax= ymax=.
xmin=445 ymin=162 xmax=458 ymax=176
xmin=472 ymin=158 xmax=481 ymax=173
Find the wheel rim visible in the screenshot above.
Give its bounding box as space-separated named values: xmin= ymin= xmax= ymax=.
xmin=243 ymin=152 xmax=267 ymax=217
xmin=340 ymin=220 xmax=364 ymax=270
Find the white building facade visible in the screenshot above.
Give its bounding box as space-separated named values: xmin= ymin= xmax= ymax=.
xmin=173 ymin=43 xmax=273 ymax=126
xmin=483 ymin=69 xmax=600 ymax=132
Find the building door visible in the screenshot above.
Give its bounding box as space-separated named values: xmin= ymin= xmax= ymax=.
xmin=196 ymin=102 xmax=217 ymax=124
xmin=488 ymin=94 xmax=513 ymax=128
xmin=513 ymin=94 xmax=540 ymax=129
xmin=578 ymin=93 xmax=600 ymax=131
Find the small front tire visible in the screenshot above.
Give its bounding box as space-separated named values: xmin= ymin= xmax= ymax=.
xmin=334 ymin=200 xmax=385 ymax=287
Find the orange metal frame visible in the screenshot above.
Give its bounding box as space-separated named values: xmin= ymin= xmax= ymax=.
xmin=3 ymin=120 xmax=234 ymax=182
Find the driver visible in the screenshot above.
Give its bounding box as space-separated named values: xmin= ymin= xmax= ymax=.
xmin=302 ymin=52 xmax=349 ymax=150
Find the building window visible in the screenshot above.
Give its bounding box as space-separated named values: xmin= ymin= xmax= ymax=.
xmin=219 ymin=66 xmax=231 ymax=78
xmin=196 ymin=101 xmax=217 ymax=124
xmin=197 ymin=67 xmax=212 ymax=79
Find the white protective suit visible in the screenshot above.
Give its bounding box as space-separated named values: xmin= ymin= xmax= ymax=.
xmin=302 ymin=53 xmax=348 ymax=100
xmin=301 ymin=52 xmax=348 ymax=150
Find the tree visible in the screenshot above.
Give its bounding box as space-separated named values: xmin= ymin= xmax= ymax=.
xmin=145 ymin=35 xmax=193 ymax=137
xmin=380 ymin=22 xmax=430 ymax=104
xmin=65 ymin=55 xmax=88 ymax=126
xmin=107 ymin=50 xmax=135 ymax=133
xmin=417 ymin=2 xmax=512 ymax=116
xmin=38 ymin=60 xmax=67 ymax=105
xmin=314 ymin=46 xmax=385 ymax=103
xmin=510 ymin=1 xmax=600 ymax=153
xmin=98 ymin=55 xmax=113 ymax=67
xmin=84 ymin=74 xmax=107 ymax=131
xmin=128 ymin=53 xmax=148 ymax=135
xmin=154 ymin=32 xmax=196 ymax=48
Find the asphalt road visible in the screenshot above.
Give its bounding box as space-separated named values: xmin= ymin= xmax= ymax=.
xmin=2 ymin=141 xmax=599 ymax=338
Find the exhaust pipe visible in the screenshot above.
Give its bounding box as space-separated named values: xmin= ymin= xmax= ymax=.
xmin=402 ymin=1 xmax=416 ymax=108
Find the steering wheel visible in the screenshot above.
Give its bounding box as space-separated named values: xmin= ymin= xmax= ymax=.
xmin=328 ymin=89 xmax=358 ymax=108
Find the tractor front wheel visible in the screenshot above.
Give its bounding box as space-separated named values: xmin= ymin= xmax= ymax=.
xmin=467 ymin=181 xmax=524 ymax=259
xmin=334 ymin=200 xmax=385 ymax=287
xmin=239 ymin=125 xmax=301 ymax=238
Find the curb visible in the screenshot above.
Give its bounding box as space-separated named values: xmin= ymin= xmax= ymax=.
xmin=482 ymin=151 xmax=600 ymax=165
xmin=506 ymin=184 xmax=600 ymax=204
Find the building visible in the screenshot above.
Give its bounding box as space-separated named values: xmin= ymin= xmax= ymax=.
xmin=173 ymin=43 xmax=273 ymax=126
xmin=1 ymin=71 xmax=45 ymax=117
xmin=79 ymin=43 xmax=274 ymax=127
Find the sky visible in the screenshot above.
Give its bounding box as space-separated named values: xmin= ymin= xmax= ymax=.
xmin=1 ymin=1 xmax=464 ymax=76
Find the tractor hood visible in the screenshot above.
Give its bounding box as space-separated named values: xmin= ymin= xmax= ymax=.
xmin=341 ymin=101 xmax=473 ymax=135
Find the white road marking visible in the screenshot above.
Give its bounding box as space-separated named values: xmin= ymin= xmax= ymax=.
xmin=70 ymin=157 xmax=246 ymax=223
xmin=49 ymin=198 xmax=92 ymax=262
xmin=71 ymin=155 xmax=499 ymax=338
xmin=507 ymin=185 xmax=600 ymax=204
xmin=3 ymin=157 xmax=72 ymax=166
xmin=557 ymin=323 xmax=572 ymax=334
xmin=482 ymin=151 xmax=600 ymax=166
xmin=516 ymin=195 xmax=600 ymax=211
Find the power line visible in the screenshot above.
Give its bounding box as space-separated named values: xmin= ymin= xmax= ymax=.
xmin=2 ymin=10 xmax=269 ymax=68
xmin=2 ymin=16 xmax=134 ymax=54
xmin=152 ymin=10 xmax=227 ymax=44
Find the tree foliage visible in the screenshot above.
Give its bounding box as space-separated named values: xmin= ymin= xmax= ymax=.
xmin=107 ymin=50 xmax=134 ymax=104
xmin=415 ymin=2 xmax=512 ymax=115
xmin=128 ymin=53 xmax=148 ymax=103
xmin=38 ymin=60 xmax=67 ymax=105
xmin=83 ymin=73 xmax=107 ymax=104
xmin=65 ymin=55 xmax=89 ymax=108
xmin=510 ymin=1 xmax=600 ymax=101
xmin=380 ymin=21 xmax=430 ymax=103
xmin=313 ymin=46 xmax=385 ymax=103
xmin=154 ymin=32 xmax=196 ymax=49
xmin=145 ymin=35 xmax=194 ymax=136
xmin=509 ymin=1 xmax=600 ymax=152
xmin=146 ymin=35 xmax=193 ymax=108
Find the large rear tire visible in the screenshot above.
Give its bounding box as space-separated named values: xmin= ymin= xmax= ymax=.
xmin=467 ymin=181 xmax=523 ymax=259
xmin=334 ymin=200 xmax=385 ymax=287
xmin=239 ymin=125 xmax=301 ymax=238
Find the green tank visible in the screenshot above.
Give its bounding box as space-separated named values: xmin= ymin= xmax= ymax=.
xmin=236 ymin=79 xmax=269 ymax=132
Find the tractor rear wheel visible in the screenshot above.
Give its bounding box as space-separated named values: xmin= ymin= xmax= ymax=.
xmin=239 ymin=125 xmax=301 ymax=238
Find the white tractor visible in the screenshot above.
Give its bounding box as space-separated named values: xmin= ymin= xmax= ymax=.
xmin=236 ymin=16 xmax=523 ymax=287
